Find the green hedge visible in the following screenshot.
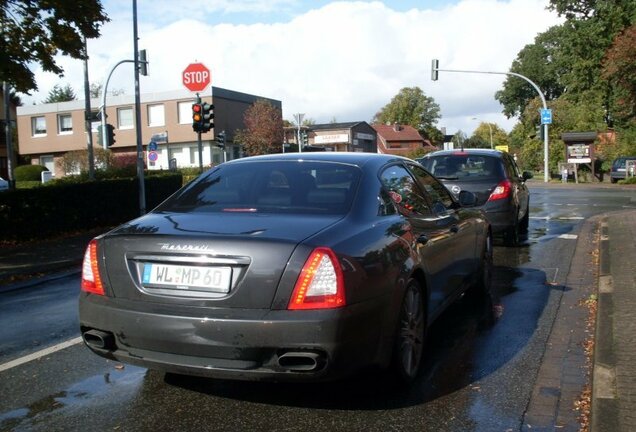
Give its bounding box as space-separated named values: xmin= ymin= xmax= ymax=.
xmin=14 ymin=165 xmax=48 ymax=181
xmin=0 ymin=173 xmax=183 ymax=242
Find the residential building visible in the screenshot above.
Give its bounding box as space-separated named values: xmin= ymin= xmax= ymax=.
xmin=372 ymin=123 xmax=436 ymax=156
xmin=284 ymin=122 xmax=377 ymax=153
xmin=16 ymin=87 xmax=281 ymax=177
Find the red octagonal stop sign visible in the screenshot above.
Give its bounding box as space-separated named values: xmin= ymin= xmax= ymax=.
xmin=182 ymin=63 xmax=211 ymax=92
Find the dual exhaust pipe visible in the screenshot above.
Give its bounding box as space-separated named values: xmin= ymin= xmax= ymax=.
xmin=277 ymin=351 xmax=325 ymax=372
xmin=82 ymin=329 xmax=325 ymax=373
xmin=82 ymin=329 xmax=115 ymax=351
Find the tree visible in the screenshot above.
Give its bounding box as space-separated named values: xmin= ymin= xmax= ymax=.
xmin=469 ymin=123 xmax=509 ymax=149
xmin=602 ymin=24 xmax=636 ymax=127
xmin=235 ymin=100 xmax=284 ymax=156
xmin=495 ymin=26 xmax=568 ymax=118
xmin=373 ymin=87 xmax=441 ymax=140
xmin=43 ymin=84 xmax=76 ymax=103
xmin=0 ymin=0 xmax=109 ymax=93
xmin=89 ymin=83 xmax=125 ymax=99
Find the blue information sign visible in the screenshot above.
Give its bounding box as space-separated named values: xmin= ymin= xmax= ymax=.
xmin=148 ymin=141 xmax=158 ymax=151
xmin=541 ymin=109 xmax=552 ymax=125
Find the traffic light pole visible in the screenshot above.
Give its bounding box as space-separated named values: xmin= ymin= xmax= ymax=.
xmin=196 ymin=93 xmax=204 ymax=173
xmin=432 ymin=64 xmax=550 ymax=183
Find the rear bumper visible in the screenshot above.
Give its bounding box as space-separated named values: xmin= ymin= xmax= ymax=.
xmin=79 ymin=293 xmax=391 ymax=382
xmin=480 ymin=200 xmax=516 ymax=234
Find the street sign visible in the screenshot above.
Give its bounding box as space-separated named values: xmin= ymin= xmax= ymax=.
xmin=151 ymin=132 xmax=168 ymax=144
xmin=182 ymin=63 xmax=211 ymax=92
xmin=148 ymin=141 xmax=158 ymax=151
xmin=541 ymin=109 xmax=552 ymax=125
xmin=148 ymin=151 xmax=158 ymax=162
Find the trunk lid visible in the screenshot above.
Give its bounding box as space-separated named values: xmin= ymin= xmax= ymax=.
xmin=100 ymin=212 xmax=341 ymax=309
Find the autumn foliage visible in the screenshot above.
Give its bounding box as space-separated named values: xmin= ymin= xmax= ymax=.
xmin=234 ymin=100 xmax=284 ymax=156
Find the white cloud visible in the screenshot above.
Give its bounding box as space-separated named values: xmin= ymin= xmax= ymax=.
xmin=25 ymin=0 xmax=562 ymax=134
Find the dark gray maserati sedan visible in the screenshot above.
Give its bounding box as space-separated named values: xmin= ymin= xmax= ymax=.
xmin=79 ymin=152 xmax=491 ymax=384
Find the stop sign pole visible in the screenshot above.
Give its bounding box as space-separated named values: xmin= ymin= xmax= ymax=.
xmin=183 ymin=63 xmax=211 ymax=171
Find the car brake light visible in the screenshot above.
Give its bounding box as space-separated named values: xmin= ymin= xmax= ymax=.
xmin=488 ymin=179 xmax=512 ymax=201
xmin=81 ymin=239 xmax=105 ymax=295
xmin=288 ymin=247 xmax=345 ymax=310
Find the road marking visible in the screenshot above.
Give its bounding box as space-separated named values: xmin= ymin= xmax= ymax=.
xmin=0 ymin=336 xmax=83 ymax=373
xmin=530 ymin=216 xmax=550 ymax=220
xmin=558 ymin=216 xmax=585 ymax=220
xmin=558 ymin=234 xmax=578 ymax=239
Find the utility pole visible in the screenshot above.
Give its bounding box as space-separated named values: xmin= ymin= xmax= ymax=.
xmin=3 ymin=82 xmax=15 ymax=190
xmin=83 ymin=37 xmax=95 ymax=180
xmin=132 ymin=0 xmax=146 ymax=215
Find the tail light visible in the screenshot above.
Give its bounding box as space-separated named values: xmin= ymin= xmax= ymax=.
xmin=81 ymin=239 xmax=105 ymax=295
xmin=288 ymin=247 xmax=345 ymax=310
xmin=488 ymin=179 xmax=512 ymax=201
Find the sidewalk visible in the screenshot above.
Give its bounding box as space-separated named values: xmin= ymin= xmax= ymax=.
xmin=0 ymin=228 xmax=106 ymax=292
xmin=0 ymin=212 xmax=635 ymax=430
xmin=592 ymin=210 xmax=636 ymax=432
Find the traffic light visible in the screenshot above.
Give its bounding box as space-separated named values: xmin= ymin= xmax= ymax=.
xmin=216 ymin=131 xmax=226 ymax=149
xmin=106 ymin=124 xmax=115 ymax=147
xmin=431 ymin=59 xmax=439 ymax=81
xmin=97 ymin=124 xmax=103 ymax=146
xmin=301 ymin=131 xmax=308 ymax=147
xmin=139 ymin=49 xmax=148 ymax=76
xmin=192 ymin=100 xmax=203 ymax=132
xmin=535 ymin=124 xmax=544 ymax=141
xmin=201 ymin=103 xmax=214 ymax=133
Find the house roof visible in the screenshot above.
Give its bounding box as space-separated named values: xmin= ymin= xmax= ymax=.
xmin=371 ymin=123 xmax=424 ymax=142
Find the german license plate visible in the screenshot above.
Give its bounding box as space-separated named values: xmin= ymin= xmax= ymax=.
xmin=142 ymin=264 xmax=231 ymax=293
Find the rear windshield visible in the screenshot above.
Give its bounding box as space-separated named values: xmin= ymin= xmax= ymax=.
xmin=420 ymin=154 xmax=503 ymax=181
xmin=156 ymin=160 xmax=361 ymax=215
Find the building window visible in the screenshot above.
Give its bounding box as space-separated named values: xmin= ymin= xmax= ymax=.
xmin=118 ymin=107 xmax=134 ymax=129
xmin=148 ymin=104 xmax=165 ymax=127
xmin=58 ymin=114 xmax=73 ymax=134
xmin=32 ymin=116 xmax=46 ymax=136
xmin=178 ymin=101 xmax=194 ymax=124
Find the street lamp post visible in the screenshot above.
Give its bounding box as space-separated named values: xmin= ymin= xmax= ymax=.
xmin=293 ymin=113 xmax=304 ymax=153
xmin=472 ymin=117 xmax=493 ymax=149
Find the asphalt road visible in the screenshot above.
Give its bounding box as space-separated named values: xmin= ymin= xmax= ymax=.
xmin=1 ymin=185 xmax=634 ymax=432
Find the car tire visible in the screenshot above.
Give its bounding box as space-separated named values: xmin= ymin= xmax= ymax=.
xmin=474 ymin=232 xmax=493 ymax=297
xmin=504 ymin=219 xmax=520 ymax=246
xmin=610 ymin=177 xmax=617 ymax=184
xmin=391 ymin=278 xmax=426 ymax=385
xmin=519 ymin=209 xmax=530 ymax=233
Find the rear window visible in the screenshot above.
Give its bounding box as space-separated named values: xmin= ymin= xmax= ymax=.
xmin=156 ymin=161 xmax=361 ymax=215
xmin=420 ymin=155 xmax=503 ymax=181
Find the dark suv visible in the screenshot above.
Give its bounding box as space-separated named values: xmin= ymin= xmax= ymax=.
xmin=418 ymin=149 xmax=532 ymax=245
xmin=610 ymin=157 xmax=636 ymax=183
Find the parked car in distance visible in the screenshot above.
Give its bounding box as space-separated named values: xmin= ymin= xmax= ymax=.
xmin=80 ymin=152 xmax=492 ymax=384
xmin=610 ymin=156 xmax=636 ymax=183
xmin=418 ymin=149 xmax=531 ymax=246
xmin=0 ymin=177 xmax=9 ymax=192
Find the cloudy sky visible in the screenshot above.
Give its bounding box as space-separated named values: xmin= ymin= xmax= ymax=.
xmin=26 ymin=0 xmax=563 ymax=135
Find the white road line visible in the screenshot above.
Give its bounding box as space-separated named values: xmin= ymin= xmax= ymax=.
xmin=530 ymin=216 xmax=550 ymax=220
xmin=0 ymin=336 xmax=83 ymax=373
xmin=558 ymin=234 xmax=578 ymax=239
xmin=558 ymin=216 xmax=585 ymax=220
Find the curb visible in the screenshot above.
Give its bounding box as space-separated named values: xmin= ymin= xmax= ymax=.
xmin=591 ymin=218 xmax=618 ymax=432
xmin=0 ymin=267 xmax=81 ymax=294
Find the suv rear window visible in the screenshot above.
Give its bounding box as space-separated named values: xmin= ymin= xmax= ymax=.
xmin=156 ymin=161 xmax=361 ymax=215
xmin=420 ymin=155 xmax=503 ymax=181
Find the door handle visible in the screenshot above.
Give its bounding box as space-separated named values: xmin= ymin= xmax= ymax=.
xmin=450 ymin=225 xmax=459 ymax=233
xmin=417 ymin=234 xmax=429 ymax=245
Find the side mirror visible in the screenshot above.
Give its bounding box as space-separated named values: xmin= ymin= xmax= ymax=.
xmin=458 ymin=190 xmax=477 ymax=207
xmin=522 ymin=171 xmax=533 ymax=181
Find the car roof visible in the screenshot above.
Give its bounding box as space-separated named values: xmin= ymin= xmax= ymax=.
xmin=224 ymin=152 xmax=413 ymax=167
xmin=419 ymin=148 xmax=505 ymax=158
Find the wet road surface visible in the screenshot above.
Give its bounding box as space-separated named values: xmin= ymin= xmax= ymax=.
xmin=1 ymin=185 xmax=635 ymax=431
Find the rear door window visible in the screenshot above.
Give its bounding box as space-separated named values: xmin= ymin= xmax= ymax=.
xmin=379 ymin=164 xmax=431 ymax=216
xmin=157 ymin=161 xmax=361 ymax=215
